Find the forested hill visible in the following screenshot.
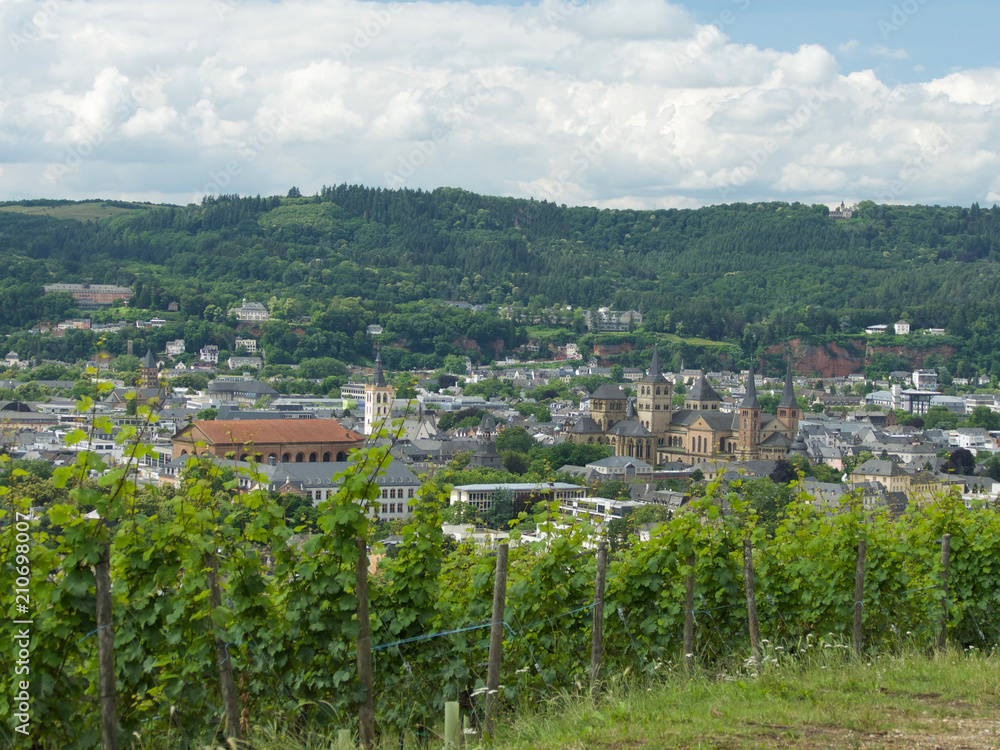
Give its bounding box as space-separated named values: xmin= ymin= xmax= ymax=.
xmin=1 ymin=189 xmax=999 ymax=375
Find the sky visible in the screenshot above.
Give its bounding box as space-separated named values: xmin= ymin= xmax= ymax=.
xmin=1 ymin=0 xmax=998 ymax=210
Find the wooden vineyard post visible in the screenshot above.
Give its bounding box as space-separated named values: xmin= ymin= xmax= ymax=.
xmin=590 ymin=541 xmax=608 ymax=689
xmin=484 ymin=543 xmax=509 ymax=739
xmin=356 ymin=538 xmax=374 ymax=750
xmin=95 ymin=541 xmax=119 ymax=750
xmin=937 ymin=533 xmax=951 ymax=650
xmin=743 ymin=538 xmax=760 ymax=662
xmin=683 ymin=551 xmax=695 ymax=675
xmin=206 ymin=553 xmax=242 ymax=743
xmin=853 ymin=538 xmax=866 ymax=657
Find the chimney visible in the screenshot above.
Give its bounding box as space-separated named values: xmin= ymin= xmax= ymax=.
xmin=268 ymin=456 xmax=276 ymax=466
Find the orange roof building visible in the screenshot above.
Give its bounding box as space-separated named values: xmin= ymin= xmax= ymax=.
xmin=171 ymin=419 xmax=364 ymax=463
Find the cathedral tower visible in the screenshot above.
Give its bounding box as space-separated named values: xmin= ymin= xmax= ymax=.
xmin=737 ymin=362 xmax=762 ymax=459
xmin=776 ymin=362 xmax=801 ymax=438
xmin=636 ymin=346 xmax=673 ymax=437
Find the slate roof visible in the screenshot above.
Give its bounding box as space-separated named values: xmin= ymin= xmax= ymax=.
xmin=206 ymin=380 xmax=279 ymax=397
xmin=741 ymin=362 xmax=760 ymax=410
xmin=686 ymin=374 xmax=721 ymax=403
xmin=778 ymin=363 xmax=798 ymax=409
xmin=759 ymin=432 xmax=792 ymax=448
xmin=567 ymin=416 xmax=604 ymax=434
xmin=853 ymin=459 xmax=910 ymax=477
xmin=640 ymin=346 xmax=668 ymax=384
xmin=591 ymin=384 xmax=627 ymax=400
xmin=608 ymin=417 xmax=654 ymax=437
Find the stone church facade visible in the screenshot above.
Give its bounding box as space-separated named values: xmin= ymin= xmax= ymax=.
xmin=567 ymin=348 xmax=801 ymax=465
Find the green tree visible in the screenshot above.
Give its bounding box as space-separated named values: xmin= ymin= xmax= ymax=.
xmin=496 ymin=426 xmax=536 ymax=455
xmin=481 ymin=489 xmax=517 ymax=529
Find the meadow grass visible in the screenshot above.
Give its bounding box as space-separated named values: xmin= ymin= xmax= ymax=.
xmin=211 ymin=643 xmax=1000 ymax=750
xmin=0 ymin=202 xmax=149 ymax=221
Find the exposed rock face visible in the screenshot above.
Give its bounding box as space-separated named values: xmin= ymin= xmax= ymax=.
xmin=593 ymin=342 xmax=634 ymax=356
xmin=768 ymin=338 xmax=957 ymax=378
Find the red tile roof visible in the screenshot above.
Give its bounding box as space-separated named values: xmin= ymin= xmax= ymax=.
xmin=178 ymin=419 xmax=363 ymax=446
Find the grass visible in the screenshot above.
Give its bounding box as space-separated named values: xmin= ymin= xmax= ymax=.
xmin=493 ymin=645 xmax=1000 ymax=750
xmin=0 ymin=202 xmax=152 ymax=221
xmin=190 ymin=644 xmax=999 ymax=750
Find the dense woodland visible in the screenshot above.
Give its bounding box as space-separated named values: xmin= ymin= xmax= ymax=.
xmin=2 ymin=189 xmax=1000 ymax=376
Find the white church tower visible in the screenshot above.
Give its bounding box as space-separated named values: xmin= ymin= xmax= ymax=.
xmin=364 ymin=349 xmax=394 ymax=435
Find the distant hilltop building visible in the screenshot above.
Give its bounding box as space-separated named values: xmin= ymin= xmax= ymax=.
xmin=584 ymin=308 xmax=643 ymax=332
xmin=43 ymin=283 xmax=133 ymax=310
xmin=829 ymin=201 xmax=856 ymax=220
xmin=230 ymin=300 xmax=270 ymax=322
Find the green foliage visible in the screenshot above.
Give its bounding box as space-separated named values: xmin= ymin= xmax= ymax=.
xmin=496 ymin=426 xmax=537 ymax=455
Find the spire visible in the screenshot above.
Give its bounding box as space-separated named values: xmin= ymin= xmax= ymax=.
xmin=779 ymin=361 xmax=797 ymax=409
xmin=626 ymin=398 xmax=637 ymax=419
xmin=372 ymin=348 xmax=386 ymax=388
xmin=741 ymin=361 xmax=760 ymax=410
xmin=142 ymin=349 xmax=156 ymax=369
xmin=641 ymin=345 xmax=667 ymax=383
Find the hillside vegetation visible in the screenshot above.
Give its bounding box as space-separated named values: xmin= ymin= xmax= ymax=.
xmin=1 ymin=189 xmax=999 ymax=375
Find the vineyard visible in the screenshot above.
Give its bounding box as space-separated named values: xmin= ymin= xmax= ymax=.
xmin=3 ymin=410 xmax=1000 ymax=747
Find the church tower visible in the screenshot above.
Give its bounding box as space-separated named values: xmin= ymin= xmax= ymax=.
xmin=364 ymin=349 xmax=395 ymax=436
xmin=636 ymin=346 xmax=673 ymax=437
xmin=737 ymin=362 xmax=762 ymax=459
xmin=139 ymin=349 xmax=158 ymax=389
xmin=776 ymin=362 xmax=801 ymax=438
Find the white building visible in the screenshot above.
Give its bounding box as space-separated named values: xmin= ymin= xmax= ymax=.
xmin=199 ymin=345 xmax=219 ymax=364
xmin=230 ymin=301 xmax=270 ymax=322
xmin=165 ymin=339 xmax=186 ymax=357
xmin=235 ymin=337 xmax=258 ymax=353
xmin=227 ymin=356 xmax=263 ymax=370
xmin=912 ymin=370 xmax=938 ymax=390
xmin=894 ymin=320 xmax=910 ymax=335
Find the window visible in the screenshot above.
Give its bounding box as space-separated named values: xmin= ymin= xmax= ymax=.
xmin=282 ymin=453 xmax=291 ymax=462
xmin=309 ymin=453 xmax=317 ymax=463
xmin=295 ymin=453 xmax=304 ymax=462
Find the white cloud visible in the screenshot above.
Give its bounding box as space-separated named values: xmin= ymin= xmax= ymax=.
xmin=869 ymin=45 xmax=909 ymax=60
xmin=0 ymin=0 xmax=997 ymax=208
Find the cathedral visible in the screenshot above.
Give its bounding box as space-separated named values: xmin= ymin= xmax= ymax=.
xmin=566 ymin=348 xmax=801 ymax=465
